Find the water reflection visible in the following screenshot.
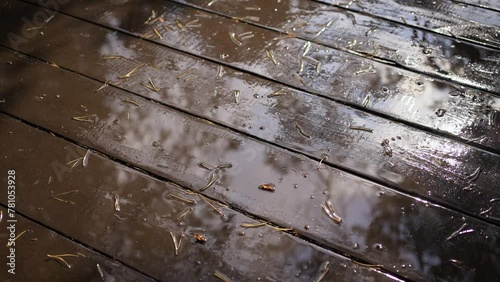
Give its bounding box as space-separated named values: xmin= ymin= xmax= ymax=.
xmin=1 ymin=1 xmax=500 ymax=281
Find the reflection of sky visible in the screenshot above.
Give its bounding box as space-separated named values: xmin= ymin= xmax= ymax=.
xmin=3 ymin=0 xmax=499 ymax=280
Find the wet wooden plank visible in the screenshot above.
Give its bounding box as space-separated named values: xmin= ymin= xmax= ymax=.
xmin=0 ymin=116 xmax=397 ymax=282
xmin=0 ymin=2 xmax=499 ymax=223
xmin=457 ymin=0 xmax=500 ymax=12
xmin=15 ymin=0 xmax=500 ymax=154
xmin=313 ymin=0 xmax=500 ymax=49
xmin=175 ymin=0 xmax=500 ymax=96
xmin=0 ymin=49 xmax=499 ymax=281
xmin=0 ymin=208 xmax=155 ymax=282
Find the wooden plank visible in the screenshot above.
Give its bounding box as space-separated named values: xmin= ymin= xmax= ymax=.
xmin=0 ymin=116 xmax=397 ymax=282
xmin=0 ymin=208 xmax=155 ymax=282
xmin=16 ymin=0 xmax=500 ymax=154
xmin=312 ymin=0 xmax=500 ymax=49
xmin=174 ymin=0 xmax=500 ymax=96
xmin=0 ymin=2 xmax=499 ymax=222
xmin=0 ymin=48 xmax=499 ymax=281
xmin=456 ymin=0 xmax=500 ymax=12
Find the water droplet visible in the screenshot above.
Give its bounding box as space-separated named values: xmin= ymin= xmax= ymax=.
xmin=435 ymin=109 xmax=447 ymax=117
xmin=373 ymin=243 xmax=383 ymax=250
xmin=254 ymin=94 xmax=259 ymax=98
xmin=293 ymin=184 xmax=298 ymax=188
xmin=382 ymin=86 xmax=389 ymax=92
xmin=449 ymin=90 xmax=462 ymax=97
xmin=152 ymin=141 xmax=160 ymax=147
xmin=304 ymin=225 xmax=310 ymax=230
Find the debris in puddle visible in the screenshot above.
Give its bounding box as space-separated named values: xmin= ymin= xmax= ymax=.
xmin=170 ymin=193 xmax=196 ymax=204
xmin=229 ymin=32 xmax=243 ymax=45
xmin=313 ymin=20 xmax=334 ymax=39
xmin=266 ymin=49 xmax=278 ymax=65
xmin=198 ymin=194 xmax=223 ymax=215
xmin=466 ymin=167 xmax=481 ymax=183
xmin=259 ymin=183 xmax=276 ymax=192
xmin=164 ymin=25 xmax=172 ymax=32
xmin=214 ymin=270 xmax=231 ymax=282
xmin=446 ymin=223 xmax=473 ymax=241
xmin=82 ymin=150 xmax=90 ymax=167
xmin=302 ymin=41 xmax=312 ymax=57
xmin=144 ymin=10 xmax=157 ymax=25
xmin=479 ymin=207 xmax=492 ymax=215
xmin=435 ymin=108 xmax=446 ymax=117
xmin=72 ymin=114 xmax=97 ymax=123
xmin=177 ymin=68 xmax=195 ymax=80
xmin=313 ymin=261 xmax=330 ymax=282
xmin=6 ymin=230 xmax=29 ymax=247
xmin=351 ymin=260 xmax=383 ymax=268
xmin=46 ymin=253 xmax=80 ymax=268
xmin=176 ymin=19 xmax=185 ymax=30
xmin=102 ymin=55 xmax=124 ymax=60
xmin=194 ymin=233 xmax=207 ymax=243
xmin=365 ymin=26 xmax=378 ymax=36
xmin=114 ymin=214 xmax=127 ymax=221
xmin=207 ymin=0 xmax=219 ymax=7
xmin=488 ymin=111 xmax=497 ymax=126
xmin=176 ymin=208 xmax=192 ymax=222
xmin=266 ymin=224 xmax=293 ymax=232
xmin=317 ymin=156 xmax=328 ymax=170
xmin=349 ymin=126 xmax=373 ymax=133
xmin=321 ymin=200 xmax=342 ymax=224
xmin=298 ymin=59 xmax=305 ymax=73
xmin=380 ymin=139 xmax=393 ymax=157
xmin=123 ymin=98 xmax=140 ymax=107
xmin=200 ymin=172 xmax=219 ymax=191
xmin=141 ymin=77 xmax=160 ymax=92
xmin=113 ymin=196 xmax=121 ymax=212
xmin=241 ymin=221 xmax=268 ymax=228
xmin=268 ymin=89 xmax=288 ymax=97
xmin=199 ymin=162 xmax=215 ymax=170
xmin=238 ymin=31 xmax=254 ymax=40
xmin=217 ymin=65 xmax=224 ymax=77
xmin=292 ymin=73 xmax=306 ymax=86
xmin=244 ymin=5 xmax=261 ymax=11
xmin=66 ymin=157 xmax=83 ymax=168
xmin=303 ymin=56 xmax=322 ymax=73
xmin=153 ymin=27 xmax=163 ymax=39
xmin=50 ymin=190 xmax=78 ymax=205
xmin=119 ymin=63 xmax=146 ymax=79
xmin=94 ymin=81 xmax=109 ymax=93
xmin=96 ymin=264 xmax=105 ymax=281
xmin=49 ymin=62 xmax=60 ymax=68
xmin=233 ymin=90 xmax=240 ymax=104
xmin=354 ymin=65 xmax=376 ymax=76
xmin=185 ymin=19 xmax=201 ymax=28
xmin=295 ymin=121 xmax=311 ymax=138
xmin=169 ymin=231 xmax=185 ymax=256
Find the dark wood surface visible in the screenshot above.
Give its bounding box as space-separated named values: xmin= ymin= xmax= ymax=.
xmin=0 ymin=0 xmax=499 ymax=281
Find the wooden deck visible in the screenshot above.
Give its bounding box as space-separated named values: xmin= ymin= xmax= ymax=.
xmin=0 ymin=0 xmax=499 ymax=281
